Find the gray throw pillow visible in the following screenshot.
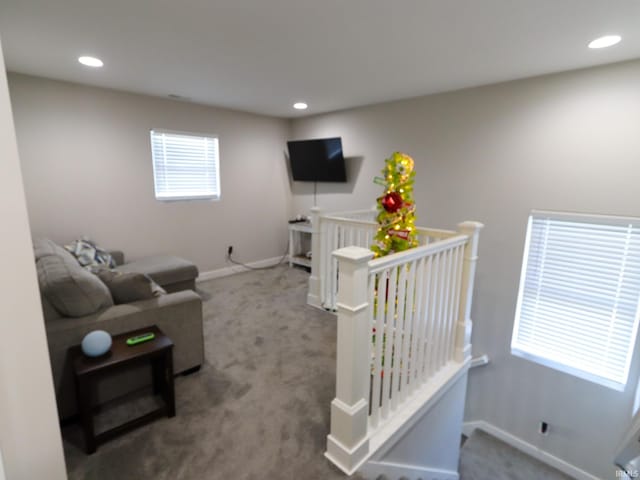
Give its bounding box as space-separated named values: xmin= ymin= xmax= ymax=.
xmin=37 ymin=255 xmax=114 ymax=317
xmin=94 ymin=268 xmax=166 ymax=305
xmin=65 ymin=237 xmax=115 ymax=268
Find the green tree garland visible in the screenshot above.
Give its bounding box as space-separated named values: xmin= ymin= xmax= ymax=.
xmin=371 ymin=152 xmax=419 ymax=258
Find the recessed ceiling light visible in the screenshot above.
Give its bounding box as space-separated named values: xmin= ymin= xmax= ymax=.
xmin=293 ymin=102 xmax=308 ymax=110
xmin=78 ymin=56 xmax=104 ymax=67
xmin=588 ymin=35 xmax=621 ymax=49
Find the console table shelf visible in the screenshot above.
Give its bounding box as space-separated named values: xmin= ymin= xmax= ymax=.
xmin=288 ymin=222 xmax=312 ymax=269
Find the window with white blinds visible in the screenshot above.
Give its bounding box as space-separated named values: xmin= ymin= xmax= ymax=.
xmin=150 ymin=130 xmax=220 ymax=201
xmin=512 ymin=211 xmax=640 ymax=391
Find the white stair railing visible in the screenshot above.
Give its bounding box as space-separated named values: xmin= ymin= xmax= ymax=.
xmin=325 ymin=221 xmax=483 ymax=475
xmin=307 ymin=207 xmax=461 ymax=310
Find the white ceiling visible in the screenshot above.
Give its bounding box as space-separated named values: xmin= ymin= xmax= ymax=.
xmin=1 ymin=0 xmax=639 ymax=118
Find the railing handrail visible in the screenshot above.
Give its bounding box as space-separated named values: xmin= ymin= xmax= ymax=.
xmin=320 ymin=212 xmax=458 ymax=239
xmin=417 ymin=227 xmax=459 ymax=239
xmin=322 ymin=215 xmax=377 ymax=226
xmin=309 ymin=208 xmax=470 ymax=312
xmin=324 ymin=208 xmax=375 ymax=218
xmin=367 ymin=234 xmax=468 ymax=274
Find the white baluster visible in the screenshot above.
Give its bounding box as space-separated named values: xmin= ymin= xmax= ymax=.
xmin=416 ymin=255 xmax=433 ymax=385
xmin=425 ymin=252 xmax=440 ymax=381
xmin=326 ymin=246 xmax=375 ymax=474
xmin=331 ymin=223 xmax=338 ymax=308
xmin=400 ymin=260 xmax=417 ymax=402
xmin=412 ymin=256 xmax=427 ymax=391
xmin=442 ymin=246 xmax=455 ymax=363
xmin=308 ymin=207 xmax=324 ymax=308
xmin=434 ymin=251 xmax=447 ymax=373
xmin=391 ymin=264 xmax=407 ymax=411
xmin=439 ymin=248 xmax=454 ymax=367
xmin=370 ymin=269 xmax=387 ymax=428
xmin=446 ymin=245 xmax=464 ymax=361
xmin=323 ymin=222 xmax=333 ymax=309
xmin=367 ymin=271 xmax=376 ymax=423
xmin=381 ymin=266 xmax=398 ymax=419
xmin=455 ymin=222 xmax=484 ymax=363
xmin=330 ymin=223 xmax=339 ymax=309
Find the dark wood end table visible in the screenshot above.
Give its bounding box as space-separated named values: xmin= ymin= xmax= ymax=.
xmin=71 ymin=325 xmax=175 ymax=454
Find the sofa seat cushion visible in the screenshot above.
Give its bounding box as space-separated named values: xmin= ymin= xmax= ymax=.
xmin=114 ymin=256 xmax=198 ymax=287
xmin=37 ymin=254 xmax=114 ymax=317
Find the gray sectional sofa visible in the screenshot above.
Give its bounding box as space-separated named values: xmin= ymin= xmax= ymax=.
xmin=34 ymin=238 xmax=204 ymax=420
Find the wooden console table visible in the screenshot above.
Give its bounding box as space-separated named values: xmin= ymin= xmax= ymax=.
xmin=288 ymin=221 xmax=312 ymax=268
xmin=71 ymin=325 xmax=175 ymax=454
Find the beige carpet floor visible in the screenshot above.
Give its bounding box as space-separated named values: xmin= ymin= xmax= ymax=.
xmin=61 ymin=265 xmax=574 ymax=480
xmin=459 ymin=430 xmax=573 ymax=480
xmin=63 ymin=265 xmax=364 ymax=480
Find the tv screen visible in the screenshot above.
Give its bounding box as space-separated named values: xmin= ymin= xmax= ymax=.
xmin=287 ymin=137 xmax=347 ymax=182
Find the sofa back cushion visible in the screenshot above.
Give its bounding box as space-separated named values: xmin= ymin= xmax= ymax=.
xmin=33 ymin=237 xmax=59 ymax=260
xmin=37 ymin=253 xmax=114 ymax=318
xmin=94 ymin=268 xmax=166 ymax=304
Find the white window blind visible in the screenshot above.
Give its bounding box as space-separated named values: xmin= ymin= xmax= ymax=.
xmin=150 ymin=130 xmax=220 ymax=201
xmin=512 ymin=211 xmax=640 ymax=391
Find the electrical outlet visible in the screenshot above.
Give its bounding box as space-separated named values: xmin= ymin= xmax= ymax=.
xmin=540 ymin=421 xmax=549 ymax=435
xmin=227 ymin=245 xmax=233 ymax=256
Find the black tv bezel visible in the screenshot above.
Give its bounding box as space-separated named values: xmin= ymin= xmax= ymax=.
xmin=287 ymin=137 xmax=347 ymax=183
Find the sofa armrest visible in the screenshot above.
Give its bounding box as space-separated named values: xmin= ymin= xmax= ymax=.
xmin=108 ymin=250 xmax=125 ymax=266
xmin=46 ymin=290 xmax=201 ymax=335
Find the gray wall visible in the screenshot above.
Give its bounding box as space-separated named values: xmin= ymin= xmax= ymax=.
xmin=9 ymin=74 xmax=292 ymax=273
xmin=291 ymin=59 xmax=640 ymax=479
xmin=374 ymin=373 xmax=467 ymax=473
xmin=0 ymin=42 xmax=67 ymax=480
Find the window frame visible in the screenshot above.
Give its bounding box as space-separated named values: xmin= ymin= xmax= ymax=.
xmin=149 ymin=128 xmax=221 ymax=202
xmin=511 ymin=210 xmax=640 ymax=392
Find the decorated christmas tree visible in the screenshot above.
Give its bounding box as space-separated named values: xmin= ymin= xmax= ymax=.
xmin=371 ymin=152 xmax=419 ymax=258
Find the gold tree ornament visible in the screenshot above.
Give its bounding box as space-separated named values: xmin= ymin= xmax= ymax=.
xmin=371 ymin=152 xmax=419 ymax=258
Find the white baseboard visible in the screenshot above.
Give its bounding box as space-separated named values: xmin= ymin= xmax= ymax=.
xmin=469 ymin=354 xmax=490 ymax=369
xmin=463 ymin=420 xmax=602 ymax=480
xmin=197 ymin=256 xmax=286 ymax=282
xmin=360 ymin=460 xmax=458 ymax=480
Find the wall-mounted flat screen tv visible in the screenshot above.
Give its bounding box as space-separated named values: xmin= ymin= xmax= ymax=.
xmin=287 ymin=137 xmax=347 ymax=182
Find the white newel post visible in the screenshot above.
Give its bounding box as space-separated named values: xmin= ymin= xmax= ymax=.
xmin=454 ymin=221 xmax=484 ymax=363
xmin=307 ymin=206 xmax=324 ymax=308
xmin=325 ymin=246 xmax=374 ymax=475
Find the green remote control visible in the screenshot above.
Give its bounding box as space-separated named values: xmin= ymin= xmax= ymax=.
xmin=126 ymin=332 xmax=155 ymax=346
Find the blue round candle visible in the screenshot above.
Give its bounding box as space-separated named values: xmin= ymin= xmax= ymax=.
xmin=81 ymin=330 xmax=112 ymax=357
